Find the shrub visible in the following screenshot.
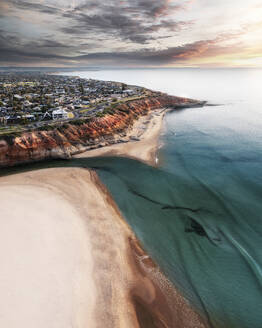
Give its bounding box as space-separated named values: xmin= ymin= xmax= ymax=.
xmin=96 ymin=112 xmax=105 ymax=118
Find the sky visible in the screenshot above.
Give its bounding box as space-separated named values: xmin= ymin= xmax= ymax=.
xmin=0 ymin=0 xmax=262 ymax=67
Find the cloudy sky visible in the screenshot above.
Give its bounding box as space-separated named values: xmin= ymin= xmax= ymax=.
xmin=0 ymin=0 xmax=262 ymax=67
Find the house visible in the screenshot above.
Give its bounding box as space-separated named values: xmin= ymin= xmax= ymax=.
xmin=41 ymin=111 xmax=52 ymax=121
xmin=23 ymin=114 xmax=35 ymax=121
xmin=14 ymin=94 xmax=24 ymax=101
xmin=110 ymin=94 xmax=122 ymax=99
xmin=123 ymin=89 xmax=135 ymax=96
xmin=33 ymin=106 xmax=41 ymax=111
xmin=67 ymin=104 xmax=75 ymax=110
xmin=6 ymin=115 xmax=21 ymax=124
xmin=52 ymin=108 xmax=68 ymax=120
xmin=23 ymin=100 xmax=33 ymax=107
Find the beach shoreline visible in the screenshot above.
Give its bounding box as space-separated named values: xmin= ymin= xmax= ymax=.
xmin=0 ymin=107 xmax=208 ymax=327
xmin=75 ymin=107 xmax=166 ymax=166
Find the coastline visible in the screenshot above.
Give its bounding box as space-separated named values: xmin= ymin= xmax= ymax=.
xmin=0 ymin=106 xmax=208 ymax=327
xmin=75 ymin=107 xmax=166 ymax=166
xmin=0 ymin=93 xmax=205 ymax=168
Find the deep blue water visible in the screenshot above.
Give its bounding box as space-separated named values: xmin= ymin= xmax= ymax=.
xmin=6 ymin=69 xmax=262 ymax=327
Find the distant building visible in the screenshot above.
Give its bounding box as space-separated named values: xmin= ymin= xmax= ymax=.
xmin=23 ymin=100 xmax=33 ymax=107
xmin=14 ymin=94 xmax=24 ymax=100
xmin=23 ymin=114 xmax=35 ymax=121
xmin=42 ymin=111 xmax=52 ymax=121
xmin=123 ymin=89 xmax=135 ymax=95
xmin=52 ymin=108 xmax=69 ymax=120
xmin=111 ymin=94 xmax=122 ymax=99
xmin=33 ymin=106 xmax=41 ymax=111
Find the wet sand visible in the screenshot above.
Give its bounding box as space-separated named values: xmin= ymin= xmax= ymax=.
xmin=0 ymin=108 xmax=208 ymax=327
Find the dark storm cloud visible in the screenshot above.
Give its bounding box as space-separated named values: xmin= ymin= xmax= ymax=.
xmin=72 ymin=0 xmax=180 ymax=18
xmin=2 ymin=0 xmax=59 ymax=15
xmin=28 ymin=39 xmax=72 ymax=49
xmin=74 ymin=39 xmax=222 ymax=64
xmin=123 ymin=0 xmax=181 ymax=17
xmin=0 ymin=28 xmax=75 ymax=64
xmin=61 ymin=11 xmax=188 ymax=44
xmin=61 ymin=1 xmax=191 ymax=44
xmin=0 ymin=0 xmax=199 ymax=65
xmin=0 ymin=29 xmax=22 ymax=56
xmin=0 ymin=34 xmax=228 ymax=66
xmin=1 ymin=0 xmax=192 ymax=45
xmin=0 ymin=40 xmax=69 ymax=64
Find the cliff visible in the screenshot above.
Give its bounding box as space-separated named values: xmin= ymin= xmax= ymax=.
xmin=0 ymin=94 xmax=205 ymax=168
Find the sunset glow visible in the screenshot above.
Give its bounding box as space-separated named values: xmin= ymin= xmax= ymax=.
xmin=0 ymin=0 xmax=261 ymax=67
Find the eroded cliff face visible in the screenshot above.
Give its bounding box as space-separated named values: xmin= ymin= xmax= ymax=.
xmin=0 ymin=95 xmax=203 ymax=167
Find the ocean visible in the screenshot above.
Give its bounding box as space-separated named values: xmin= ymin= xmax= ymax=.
xmin=20 ymin=69 xmax=262 ymax=327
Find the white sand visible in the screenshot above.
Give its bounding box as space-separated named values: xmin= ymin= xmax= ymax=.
xmin=0 ymin=169 xmax=142 ymax=328
xmin=0 ymin=184 xmax=96 ymax=328
xmin=0 ymin=110 xmax=207 ymax=328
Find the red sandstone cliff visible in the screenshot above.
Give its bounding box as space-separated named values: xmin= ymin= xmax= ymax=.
xmin=0 ymin=95 xmax=204 ymax=167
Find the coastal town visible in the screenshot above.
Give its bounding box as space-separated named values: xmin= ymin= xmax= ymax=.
xmin=0 ymin=73 xmax=149 ymax=131
xmin=0 ymin=72 xmax=205 ymax=167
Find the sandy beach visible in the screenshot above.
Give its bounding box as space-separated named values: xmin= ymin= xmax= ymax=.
xmin=75 ymin=108 xmax=166 ymax=166
xmin=0 ymin=109 xmax=207 ymax=328
xmin=0 ymin=182 xmax=96 ymax=328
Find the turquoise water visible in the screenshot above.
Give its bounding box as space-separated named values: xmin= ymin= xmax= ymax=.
xmin=84 ymin=148 xmax=262 ymax=328
xmin=3 ymin=69 xmax=262 ymax=327
xmin=75 ymin=69 xmax=262 ymax=328
xmin=60 ymin=68 xmax=262 ymax=328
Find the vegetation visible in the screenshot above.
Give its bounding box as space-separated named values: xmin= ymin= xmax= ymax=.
xmin=71 ymin=118 xmax=90 ymax=126
xmin=95 ymin=112 xmax=105 ymax=118
xmin=0 ymin=125 xmax=25 ymax=137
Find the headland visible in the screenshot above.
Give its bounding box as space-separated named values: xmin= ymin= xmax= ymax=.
xmin=0 ymin=74 xmax=207 ymax=327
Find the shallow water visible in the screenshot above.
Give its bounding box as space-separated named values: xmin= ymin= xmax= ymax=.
xmin=69 ymin=68 xmax=262 ymax=328
xmin=3 ymin=68 xmax=262 ymax=327
xmin=3 ymin=151 xmax=262 ymax=327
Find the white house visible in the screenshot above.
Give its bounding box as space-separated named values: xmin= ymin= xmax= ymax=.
xmin=52 ymin=108 xmax=68 ymax=120
xmin=33 ymin=106 xmax=41 ymax=111
xmin=123 ymin=89 xmax=135 ymax=95
xmin=23 ymin=100 xmax=33 ymax=107
xmin=14 ymin=94 xmax=24 ymax=100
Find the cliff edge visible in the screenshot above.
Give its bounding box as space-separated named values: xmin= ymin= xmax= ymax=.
xmin=0 ymin=94 xmax=205 ymax=168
